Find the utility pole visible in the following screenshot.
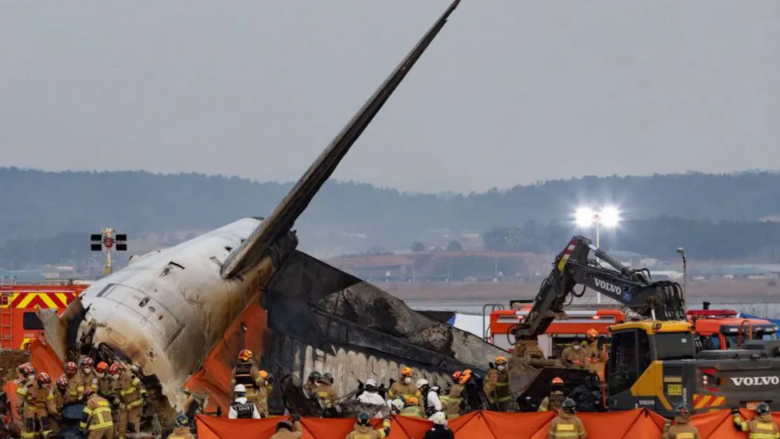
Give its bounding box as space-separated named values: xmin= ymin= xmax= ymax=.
xmin=677 ymin=247 xmax=687 ymax=306
xmin=91 ymin=229 xmax=127 ymax=275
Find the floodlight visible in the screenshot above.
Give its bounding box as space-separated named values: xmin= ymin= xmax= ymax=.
xmin=575 ymin=207 xmax=595 ymax=228
xmin=600 ymin=206 xmax=620 ymax=228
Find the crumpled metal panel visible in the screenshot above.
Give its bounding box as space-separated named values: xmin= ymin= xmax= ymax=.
xmin=264 ymin=250 xmax=505 ymax=381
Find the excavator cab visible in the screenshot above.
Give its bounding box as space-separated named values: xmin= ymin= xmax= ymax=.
xmin=604 ymin=321 xmax=696 ymax=417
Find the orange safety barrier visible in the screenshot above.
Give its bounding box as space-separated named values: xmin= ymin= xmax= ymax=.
xmin=195 ymin=409 xmax=780 ymax=439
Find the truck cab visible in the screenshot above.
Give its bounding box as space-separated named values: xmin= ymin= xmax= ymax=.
xmin=605 ymin=320 xmax=780 ymax=417
xmin=687 ymin=309 xmax=779 ymax=351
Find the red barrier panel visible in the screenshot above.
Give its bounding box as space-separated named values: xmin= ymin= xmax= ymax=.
xmin=194 ymin=409 xmax=780 ymax=439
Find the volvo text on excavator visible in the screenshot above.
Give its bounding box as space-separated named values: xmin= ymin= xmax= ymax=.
xmin=507 ymin=236 xmax=780 ymax=417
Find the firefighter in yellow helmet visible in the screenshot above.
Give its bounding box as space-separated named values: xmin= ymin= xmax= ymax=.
xmin=79 ymin=388 xmax=114 ymax=439
xmin=387 ymin=367 xmax=421 ymax=402
xmin=484 ymin=356 xmax=513 ymax=411
xmin=346 ymin=411 xmax=392 ymax=439
xmin=548 ymin=398 xmax=587 ymax=439
xmin=732 ymin=403 xmax=778 ymax=439
xmin=583 ymin=329 xmax=606 ymax=379
xmin=539 ymin=377 xmax=565 ymax=412
xmin=231 ymin=349 xmax=270 ymax=414
xmin=400 ymin=396 xmax=424 ymax=418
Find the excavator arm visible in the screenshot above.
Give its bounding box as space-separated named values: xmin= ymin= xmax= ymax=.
xmin=513 ymin=236 xmax=686 ymax=340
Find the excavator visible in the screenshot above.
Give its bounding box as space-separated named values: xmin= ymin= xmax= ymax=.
xmin=507 ymin=236 xmax=780 ymax=417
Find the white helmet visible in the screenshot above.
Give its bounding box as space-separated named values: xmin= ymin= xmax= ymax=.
xmin=431 ymin=411 xmax=447 ymax=425
xmin=365 ymin=379 xmax=377 ymax=387
xmin=234 ymin=384 xmax=246 ymax=393
xmin=416 ymin=378 xmax=429 ymax=389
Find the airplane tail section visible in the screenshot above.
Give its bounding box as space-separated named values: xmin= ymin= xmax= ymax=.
xmin=220 ymin=0 xmax=462 ymax=279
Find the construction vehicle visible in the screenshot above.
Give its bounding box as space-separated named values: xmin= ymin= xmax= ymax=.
xmin=687 ymin=305 xmax=779 ymax=351
xmin=0 ymin=277 xmax=87 ymax=350
xmin=508 ymin=236 xmax=780 ymax=417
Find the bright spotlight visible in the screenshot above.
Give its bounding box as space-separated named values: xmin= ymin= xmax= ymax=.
xmin=575 ymin=207 xmax=595 ymax=228
xmin=600 ymin=206 xmax=620 ymax=228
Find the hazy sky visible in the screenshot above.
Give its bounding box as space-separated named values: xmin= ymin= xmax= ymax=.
xmin=2 ymin=1 xmax=779 ymax=193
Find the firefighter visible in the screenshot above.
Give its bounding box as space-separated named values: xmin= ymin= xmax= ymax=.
xmin=230 ymin=349 xmax=266 ymax=411
xmin=110 ymin=361 xmax=146 ymax=438
xmin=228 ymin=384 xmax=261 ymax=419
xmin=423 ymin=412 xmax=454 ymax=439
xmin=79 ymin=357 xmax=100 ymax=393
xmin=583 ymin=329 xmax=606 ymax=377
xmin=346 ymin=411 xmax=392 ymax=439
xmin=560 ymin=341 xmax=588 ymax=369
xmin=168 ymin=414 xmax=195 ymax=439
xmin=387 ymin=367 xmax=420 ymax=402
xmin=20 ymin=372 xmax=53 ymax=439
xmin=79 ymin=388 xmax=113 ymax=439
xmin=314 ymin=372 xmax=340 ymax=417
xmin=440 ymin=371 xmax=467 ymax=419
xmin=732 ymin=403 xmax=778 ymax=439
xmin=95 ymin=362 xmax=114 ymax=399
xmin=548 ymin=398 xmax=587 ymax=439
xmin=15 ymin=364 xmax=36 ymax=418
xmin=539 ymin=377 xmax=565 ymax=412
xmin=303 ymin=371 xmax=321 ymax=398
xmin=484 ymin=356 xmax=513 ymax=411
xmin=255 ymin=370 xmax=274 ymax=418
xmin=61 ymin=361 xmax=84 ymax=404
xmin=399 ymin=396 xmax=423 ymax=418
xmin=270 ymin=416 xmax=303 ymax=439
xmin=46 ymin=377 xmax=69 ymax=434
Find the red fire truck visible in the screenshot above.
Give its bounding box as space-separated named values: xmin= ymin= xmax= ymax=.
xmin=0 ymin=280 xmax=89 ymax=350
xmin=486 ymin=301 xmax=626 ymax=357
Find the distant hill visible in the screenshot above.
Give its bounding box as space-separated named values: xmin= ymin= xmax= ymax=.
xmin=3 ymin=167 xmax=780 ymax=255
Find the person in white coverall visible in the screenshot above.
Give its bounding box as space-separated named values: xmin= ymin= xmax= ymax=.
xmin=357 ymin=379 xmax=387 ymax=418
xmin=416 ymin=379 xmax=443 ymax=420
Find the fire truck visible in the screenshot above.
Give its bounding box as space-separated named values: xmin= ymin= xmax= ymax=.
xmin=486 ymin=301 xmax=625 ymax=357
xmin=687 ymin=306 xmax=778 ymax=351
xmin=0 ymin=278 xmax=89 ymax=350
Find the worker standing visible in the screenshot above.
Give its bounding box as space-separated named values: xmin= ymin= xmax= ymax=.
xmin=111 ymin=361 xmax=147 ymax=438
xmin=79 ymin=388 xmax=114 ymax=439
xmin=388 ymin=367 xmax=420 ymax=402
xmin=167 ymin=414 xmax=195 ymax=439
xmin=62 ymin=361 xmax=85 ymax=404
xmin=228 ymin=384 xmax=262 ymax=419
xmin=484 ymin=356 xmax=513 ymax=411
xmin=539 ymin=377 xmax=566 ymax=412
xmin=423 ymin=412 xmax=454 ymax=439
xmin=548 ymin=398 xmax=587 ymax=439
xmin=15 ymin=364 xmax=36 ymax=418
xmin=346 ymin=411 xmax=392 ymax=439
xmin=270 ymin=416 xmax=303 ymax=439
xmin=583 ymin=329 xmax=606 ymax=379
xmin=231 ymin=349 xmax=266 ymax=411
xmin=303 ymin=371 xmax=321 ymax=398
xmin=662 ymin=405 xmax=699 ymax=439
xmin=47 ymin=377 xmax=69 ymax=434
xmin=80 ymin=357 xmax=100 ymax=393
xmin=417 ymin=379 xmax=442 ymax=418
xmin=732 ymin=403 xmax=778 ymax=439
xmin=560 ymin=342 xmax=588 ymax=369
xmin=255 ymin=370 xmax=274 ymax=418
xmin=314 ymin=372 xmax=340 ymax=417
xmin=440 ymin=371 xmax=468 ymax=419
xmin=20 ymin=372 xmax=54 ymax=439
xmin=357 ymin=379 xmax=386 ymax=417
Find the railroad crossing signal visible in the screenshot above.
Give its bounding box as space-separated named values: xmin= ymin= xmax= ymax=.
xmin=90 ymin=228 xmax=127 ymax=275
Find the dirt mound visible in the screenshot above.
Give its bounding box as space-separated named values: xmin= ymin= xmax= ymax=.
xmin=0 ymin=350 xmax=30 ymax=382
